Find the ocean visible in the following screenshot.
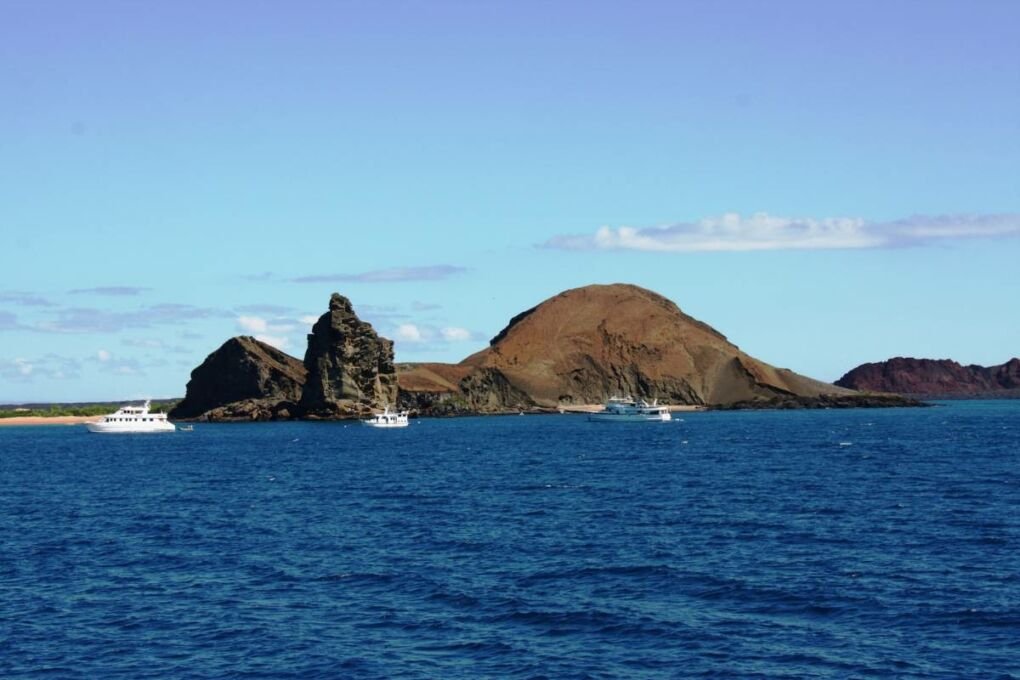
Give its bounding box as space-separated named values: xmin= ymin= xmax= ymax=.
xmin=1 ymin=401 xmax=1018 ymax=678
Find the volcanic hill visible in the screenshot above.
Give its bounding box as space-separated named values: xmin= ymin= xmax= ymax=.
xmin=398 ymin=283 xmax=888 ymax=412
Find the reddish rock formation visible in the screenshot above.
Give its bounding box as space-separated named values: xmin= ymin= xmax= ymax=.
xmin=835 ymin=357 xmax=1020 ymax=396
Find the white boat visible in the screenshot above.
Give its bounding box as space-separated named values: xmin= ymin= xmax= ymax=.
xmin=362 ymin=407 xmax=410 ymax=428
xmin=85 ymin=400 xmax=176 ymax=433
xmin=587 ymin=396 xmax=672 ymax=423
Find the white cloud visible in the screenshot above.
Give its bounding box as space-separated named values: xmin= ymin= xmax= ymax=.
xmin=299 ymin=315 xmax=320 ymax=325
xmin=97 ymin=349 xmax=111 ymax=362
xmin=237 ymin=315 xmax=268 ymax=333
xmin=441 ymin=327 xmax=472 ymax=341
xmin=15 ymin=358 xmax=33 ymax=376
xmin=542 ymin=212 xmax=1020 ymax=253
xmin=255 ymin=334 xmax=290 ymax=351
xmin=395 ymin=323 xmax=424 ymax=342
xmin=238 ymin=316 xmax=295 ymax=351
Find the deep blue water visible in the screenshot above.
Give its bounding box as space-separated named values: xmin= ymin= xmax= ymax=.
xmin=1 ymin=401 xmax=1018 ymax=679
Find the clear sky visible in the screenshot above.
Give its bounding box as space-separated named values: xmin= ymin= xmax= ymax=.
xmin=2 ymin=0 xmax=1018 ymax=402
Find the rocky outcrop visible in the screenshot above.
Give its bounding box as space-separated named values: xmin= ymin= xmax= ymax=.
xmin=169 ymin=336 xmax=306 ymax=421
xmin=174 ymin=294 xmax=401 ymax=421
xmin=836 ymin=357 xmax=1020 ymax=397
xmin=398 ymin=283 xmax=864 ymax=412
xmin=299 ymin=293 xmax=399 ymax=418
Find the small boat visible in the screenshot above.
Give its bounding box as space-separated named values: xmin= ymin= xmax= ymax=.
xmin=85 ymin=400 xmax=176 ymax=433
xmin=362 ymin=407 xmax=410 ymax=428
xmin=587 ymin=396 xmax=672 ymax=423
xmin=178 ymin=425 xmax=194 ymax=432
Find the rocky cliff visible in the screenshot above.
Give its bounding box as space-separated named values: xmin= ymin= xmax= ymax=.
xmin=836 ymin=357 xmax=1020 ymax=397
xmin=398 ymin=283 xmax=880 ymax=413
xmin=169 ymin=336 xmax=307 ymax=421
xmin=299 ymin=293 xmax=399 ymax=418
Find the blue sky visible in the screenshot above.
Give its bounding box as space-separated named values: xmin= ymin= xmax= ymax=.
xmin=2 ymin=0 xmax=1018 ymax=402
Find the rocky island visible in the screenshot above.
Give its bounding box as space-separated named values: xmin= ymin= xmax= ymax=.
xmin=836 ymin=357 xmax=1020 ymax=398
xmin=171 ymin=284 xmax=918 ymax=421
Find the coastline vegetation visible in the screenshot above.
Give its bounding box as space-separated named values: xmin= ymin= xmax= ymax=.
xmin=0 ymin=400 xmax=180 ymax=419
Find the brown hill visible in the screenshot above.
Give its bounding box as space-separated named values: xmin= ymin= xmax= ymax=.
xmin=399 ymin=283 xmax=858 ymax=411
xmin=836 ymin=357 xmax=1020 ymax=397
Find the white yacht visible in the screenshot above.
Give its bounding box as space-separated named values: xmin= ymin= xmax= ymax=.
xmin=362 ymin=407 xmax=410 ymax=428
xmin=587 ymin=396 xmax=672 ymax=423
xmin=85 ymin=400 xmax=176 ymax=433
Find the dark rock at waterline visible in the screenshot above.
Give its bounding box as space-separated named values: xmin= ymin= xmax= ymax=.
xmin=169 ymin=336 xmax=306 ymax=420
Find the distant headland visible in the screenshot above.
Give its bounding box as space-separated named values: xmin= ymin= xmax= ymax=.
xmin=836 ymin=357 xmax=1020 ymax=399
xmin=168 ymin=283 xmax=918 ymax=421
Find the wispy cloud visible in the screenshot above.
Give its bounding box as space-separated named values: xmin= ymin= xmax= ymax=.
xmin=36 ymin=304 xmax=230 ymax=333
xmin=0 ymin=291 xmax=54 ymax=307
xmin=68 ymin=286 xmax=151 ymax=296
xmin=102 ymin=357 xmax=144 ymax=375
xmin=388 ymin=321 xmax=484 ymax=348
xmin=0 ymin=311 xmax=26 ymax=331
xmin=440 ymin=327 xmax=473 ymax=342
xmin=541 ymin=213 xmax=1020 ymax=253
xmin=235 ymin=304 xmax=296 ymax=315
xmin=122 ymin=338 xmax=164 ymax=349
xmin=289 ymin=265 xmax=468 ymax=284
xmin=0 ymin=354 xmax=82 ymax=381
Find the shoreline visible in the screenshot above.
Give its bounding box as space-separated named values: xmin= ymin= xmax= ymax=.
xmin=0 ymin=416 xmax=101 ymax=427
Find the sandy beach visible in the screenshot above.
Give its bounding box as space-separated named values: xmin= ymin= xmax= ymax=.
xmin=0 ymin=416 xmax=101 ymax=427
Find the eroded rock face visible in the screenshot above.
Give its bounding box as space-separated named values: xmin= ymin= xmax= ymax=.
xmin=299 ymin=293 xmax=399 ymax=417
xmin=835 ymin=357 xmax=1020 ymax=396
xmin=169 ymin=336 xmax=306 ymax=420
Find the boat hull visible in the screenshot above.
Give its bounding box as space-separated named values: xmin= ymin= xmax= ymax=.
xmin=85 ymin=422 xmax=177 ymax=433
xmin=587 ymin=412 xmax=672 ymax=423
